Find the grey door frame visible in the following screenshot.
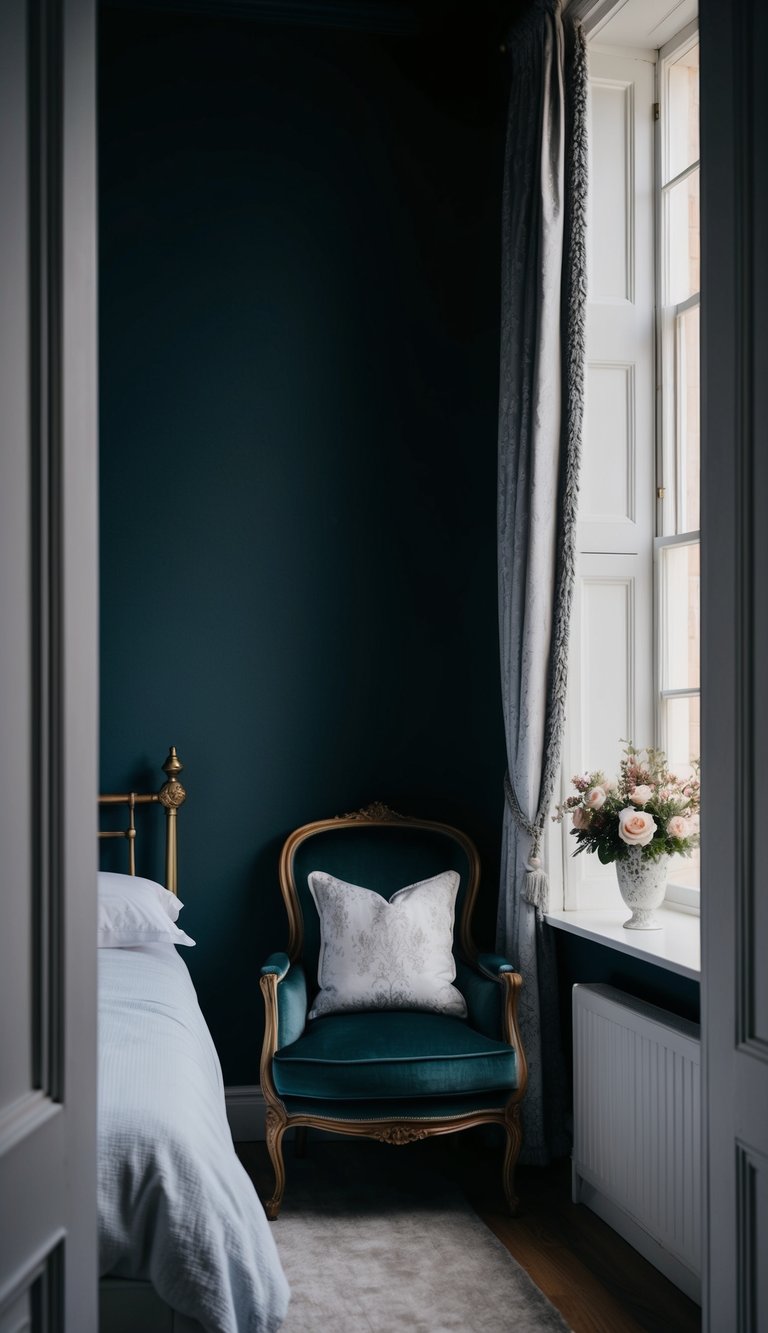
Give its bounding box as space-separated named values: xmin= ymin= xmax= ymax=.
xmin=700 ymin=1 xmax=768 ymax=1329
xmin=0 ymin=0 xmax=98 ymax=1327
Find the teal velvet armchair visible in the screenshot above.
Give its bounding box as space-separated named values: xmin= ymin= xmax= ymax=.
xmin=259 ymin=804 xmax=528 ymax=1219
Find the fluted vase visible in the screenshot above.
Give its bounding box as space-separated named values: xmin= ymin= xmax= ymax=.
xmin=615 ymin=846 xmax=669 ymax=930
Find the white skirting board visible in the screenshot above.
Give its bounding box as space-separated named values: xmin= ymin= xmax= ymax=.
xmin=572 ymin=983 xmax=702 ymax=1305
xmin=225 ymin=1086 xmax=267 ymax=1141
xmin=224 ymin=1088 xmax=364 ymax=1144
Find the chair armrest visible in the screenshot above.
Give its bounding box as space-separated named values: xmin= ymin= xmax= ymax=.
xmin=455 ymin=956 xmax=528 ymax=1102
xmin=259 ymin=956 xmax=308 ymax=1051
xmin=259 ymin=954 xmax=308 ymax=1113
xmin=476 ymin=952 xmax=516 ymax=980
xmin=455 ymin=958 xmax=507 ymax=1040
xmin=261 ymin=951 xmax=292 ymax=982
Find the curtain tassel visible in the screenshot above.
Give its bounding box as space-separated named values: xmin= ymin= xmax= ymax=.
xmin=522 ymin=828 xmax=549 ymax=912
xmin=522 ymin=859 xmax=550 ymax=912
xmin=504 ymin=773 xmax=551 ymax=911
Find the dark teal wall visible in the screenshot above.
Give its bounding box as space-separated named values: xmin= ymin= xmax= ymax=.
xmin=99 ymin=8 xmax=508 ymax=1082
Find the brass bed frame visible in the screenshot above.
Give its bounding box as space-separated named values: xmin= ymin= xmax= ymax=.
xmin=98 ymin=746 xmax=186 ymax=890
xmin=98 ymin=747 xmax=200 ymax=1333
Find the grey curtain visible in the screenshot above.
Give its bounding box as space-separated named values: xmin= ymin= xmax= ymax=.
xmin=496 ymin=0 xmax=587 ymax=1164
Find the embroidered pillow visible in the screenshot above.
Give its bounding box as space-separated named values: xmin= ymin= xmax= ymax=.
xmin=307 ymin=869 xmax=466 ymax=1020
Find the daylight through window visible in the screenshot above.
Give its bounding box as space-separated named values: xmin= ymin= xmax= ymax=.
xmin=656 ymin=34 xmax=700 ymax=895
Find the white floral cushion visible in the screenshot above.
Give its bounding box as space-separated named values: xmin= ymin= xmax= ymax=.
xmin=307 ymin=869 xmax=466 ymax=1020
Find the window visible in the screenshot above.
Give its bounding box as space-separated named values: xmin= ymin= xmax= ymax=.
xmin=656 ymin=32 xmax=700 ymax=899
xmin=556 ymin=11 xmax=703 ymax=917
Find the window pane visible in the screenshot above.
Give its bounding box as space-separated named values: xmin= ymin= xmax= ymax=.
xmin=666 ymin=42 xmax=700 ymax=181
xmin=663 ymin=693 xmax=700 ymax=779
xmin=665 ymin=167 xmax=700 ymax=304
xmin=660 ymin=34 xmax=700 ymax=901
xmin=661 ymin=541 xmax=700 ymax=690
xmin=669 ymin=846 xmax=700 ymax=890
xmin=663 ymin=694 xmax=700 ymax=893
xmin=676 ymin=302 xmax=700 ymax=531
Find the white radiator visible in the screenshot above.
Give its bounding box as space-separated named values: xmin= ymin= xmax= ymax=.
xmin=572 ymin=983 xmax=701 ymax=1303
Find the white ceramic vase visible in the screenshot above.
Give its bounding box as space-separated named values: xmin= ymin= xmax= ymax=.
xmin=615 ymin=846 xmax=669 ymax=930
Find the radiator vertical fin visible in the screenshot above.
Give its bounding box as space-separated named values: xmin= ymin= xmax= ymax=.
xmin=572 ymin=983 xmax=701 ymax=1301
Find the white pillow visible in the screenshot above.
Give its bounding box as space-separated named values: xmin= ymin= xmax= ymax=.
xmin=98 ymin=871 xmax=182 ymax=920
xmin=307 ymin=869 xmax=466 ymax=1020
xmin=98 ymin=872 xmax=195 ymax=948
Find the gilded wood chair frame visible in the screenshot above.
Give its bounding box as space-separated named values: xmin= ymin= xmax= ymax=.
xmin=260 ymin=804 xmax=528 ymax=1219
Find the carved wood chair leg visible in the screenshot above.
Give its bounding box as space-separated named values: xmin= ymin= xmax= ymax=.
xmin=294 ymin=1125 xmax=308 ymax=1158
xmin=265 ymin=1109 xmax=288 ymax=1220
xmin=503 ymin=1108 xmax=522 ymax=1215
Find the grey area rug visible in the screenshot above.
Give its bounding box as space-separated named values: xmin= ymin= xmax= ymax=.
xmin=272 ymin=1143 xmax=571 ymax=1333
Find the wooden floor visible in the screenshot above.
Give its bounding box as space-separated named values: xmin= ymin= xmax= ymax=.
xmin=239 ymin=1134 xmax=701 ymax=1333
xmin=445 ymin=1140 xmax=701 ymax=1333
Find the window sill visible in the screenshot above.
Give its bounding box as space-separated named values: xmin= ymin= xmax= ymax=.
xmin=544 ymin=905 xmax=700 ymax=980
xmin=665 ymin=883 xmax=700 ymax=912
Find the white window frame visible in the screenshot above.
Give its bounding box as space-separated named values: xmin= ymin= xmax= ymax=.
xmin=654 ymin=19 xmax=701 ymax=908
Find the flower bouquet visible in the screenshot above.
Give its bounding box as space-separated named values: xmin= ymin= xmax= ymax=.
xmin=553 ymin=742 xmax=700 ymax=929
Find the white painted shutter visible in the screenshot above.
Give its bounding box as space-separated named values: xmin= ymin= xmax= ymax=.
xmin=557 ymin=48 xmax=656 ymax=909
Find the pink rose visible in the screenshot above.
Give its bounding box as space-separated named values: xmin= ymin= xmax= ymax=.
xmin=572 ymin=806 xmax=590 ymax=829
xmin=667 ymin=815 xmax=690 ymax=838
xmin=585 ymin=785 xmax=606 ymax=810
xmin=602 ymin=777 xmax=618 ymax=793
xmin=629 ymin=784 xmax=653 ymax=805
xmin=618 ymin=807 xmax=657 ymax=847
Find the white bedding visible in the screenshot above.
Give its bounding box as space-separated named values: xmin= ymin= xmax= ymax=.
xmin=98 ymin=944 xmax=290 ymax=1333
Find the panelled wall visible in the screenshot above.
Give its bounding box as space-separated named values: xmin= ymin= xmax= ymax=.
xmin=555 ymin=46 xmax=657 ymax=909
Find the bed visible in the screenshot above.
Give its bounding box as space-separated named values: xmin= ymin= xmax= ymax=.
xmin=98 ymin=750 xmax=290 ymax=1333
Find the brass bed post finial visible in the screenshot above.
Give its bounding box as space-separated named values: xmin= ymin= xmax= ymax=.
xmin=158 ymin=747 xmax=186 ymax=895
